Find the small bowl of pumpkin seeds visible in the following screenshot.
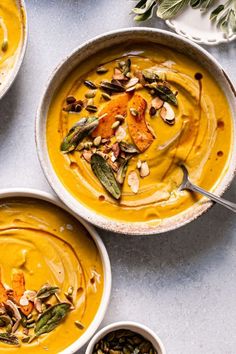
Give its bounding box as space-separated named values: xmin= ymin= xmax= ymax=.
xmin=85 ymin=321 xmax=166 ymax=354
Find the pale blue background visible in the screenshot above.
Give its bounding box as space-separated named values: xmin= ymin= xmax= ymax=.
xmin=0 ymin=1 xmax=236 ymax=353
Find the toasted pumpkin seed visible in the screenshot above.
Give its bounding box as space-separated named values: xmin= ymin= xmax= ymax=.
xmin=84 ymin=80 xmax=97 ymax=89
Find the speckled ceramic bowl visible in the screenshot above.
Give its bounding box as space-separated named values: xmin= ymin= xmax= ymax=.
xmin=0 ymin=0 xmax=28 ymax=100
xmin=36 ymin=28 xmax=236 ymax=235
xmin=85 ymin=321 xmax=166 ymax=354
xmin=0 ymin=188 xmax=112 ymax=354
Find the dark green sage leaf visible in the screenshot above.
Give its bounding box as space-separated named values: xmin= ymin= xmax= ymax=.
xmin=154 ymin=85 xmax=178 ymax=106
xmin=35 ymin=303 xmax=71 ymax=337
xmin=0 ymin=333 xmax=19 ymax=346
xmin=91 ymin=153 xmax=121 ymax=200
xmin=60 ymin=117 xmax=98 ymax=153
xmin=36 ymin=285 xmax=59 ymax=300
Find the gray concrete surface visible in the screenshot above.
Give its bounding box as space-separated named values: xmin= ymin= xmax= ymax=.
xmin=0 ymin=1 xmax=236 ymax=353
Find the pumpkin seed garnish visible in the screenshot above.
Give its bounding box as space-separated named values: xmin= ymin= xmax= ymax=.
xmin=84 ymin=80 xmax=97 ymax=89
xmin=118 ymin=58 xmax=131 ymax=77
xmin=91 ymin=153 xmax=121 ymax=200
xmin=36 ymin=285 xmax=59 ymax=300
xmin=142 ymin=69 xmax=159 ymax=83
xmin=149 ymin=106 xmax=157 ymax=116
xmin=101 ymin=92 xmax=111 ymax=101
xmin=96 ymin=66 xmax=108 ymax=74
xmin=91 ymin=329 xmax=158 ymax=354
xmin=74 ymin=320 xmax=84 ymax=330
xmin=100 ymin=80 xmax=125 ymax=93
xmin=0 ymin=333 xmax=19 ymax=346
xmin=111 ymin=121 xmax=120 ymax=130
xmin=66 ymin=95 xmax=76 ymax=104
xmin=93 ymin=136 xmax=102 ymax=147
xmin=85 ymin=91 xmax=96 ymax=99
xmin=34 ymin=303 xmax=71 ymax=338
xmin=85 ymin=105 xmax=98 ymax=113
xmin=129 ymin=108 xmax=139 ymax=117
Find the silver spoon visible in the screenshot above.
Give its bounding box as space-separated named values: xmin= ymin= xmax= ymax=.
xmin=179 ymin=164 xmax=236 ymax=213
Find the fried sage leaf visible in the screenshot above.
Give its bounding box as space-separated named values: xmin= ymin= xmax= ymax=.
xmin=91 ymin=153 xmax=121 ymax=200
xmin=36 ymin=285 xmax=59 ymax=300
xmin=119 ymin=142 xmax=140 ymax=154
xmin=0 ymin=333 xmax=19 ymax=346
xmin=146 ymin=84 xmax=178 ymax=106
xmin=60 ymin=117 xmax=98 ymax=153
xmin=35 ymin=303 xmax=71 ymax=337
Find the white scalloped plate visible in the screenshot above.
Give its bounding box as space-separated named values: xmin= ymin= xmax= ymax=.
xmin=166 ymin=5 xmax=236 ymax=45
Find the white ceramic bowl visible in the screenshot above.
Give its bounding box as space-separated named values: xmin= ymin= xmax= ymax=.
xmin=0 ymin=0 xmax=28 ymax=100
xmin=36 ymin=27 xmax=236 ymax=235
xmin=85 ymin=321 xmax=166 ymax=354
xmin=0 ymin=188 xmax=112 ymax=354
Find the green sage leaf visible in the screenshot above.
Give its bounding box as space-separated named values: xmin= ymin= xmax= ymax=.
xmin=60 ymin=117 xmax=98 ymax=153
xmin=36 ymin=285 xmax=59 ymax=300
xmin=35 ymin=303 xmax=71 ymax=337
xmin=155 ymin=85 xmax=178 ymax=106
xmin=91 ymin=153 xmax=121 ymax=200
xmin=156 ymin=0 xmax=189 ymax=20
xmin=0 ymin=333 xmax=19 ymax=346
xmin=132 ymin=0 xmax=156 ymax=14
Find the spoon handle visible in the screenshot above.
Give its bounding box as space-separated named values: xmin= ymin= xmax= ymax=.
xmin=188 ymin=183 xmax=236 ymax=213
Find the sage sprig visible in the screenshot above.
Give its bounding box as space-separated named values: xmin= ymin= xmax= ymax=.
xmin=0 ymin=333 xmax=19 ymax=346
xmin=91 ymin=153 xmax=121 ymax=199
xmin=132 ymin=0 xmax=236 ymax=34
xmin=34 ymin=303 xmax=71 ymax=337
xmin=60 ymin=117 xmax=99 ymax=153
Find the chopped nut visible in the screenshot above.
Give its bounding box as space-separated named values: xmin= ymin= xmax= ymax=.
xmin=111 ymin=142 xmax=120 ymax=158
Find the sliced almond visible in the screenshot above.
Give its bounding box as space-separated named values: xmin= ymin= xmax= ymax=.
xmin=113 ymin=68 xmax=126 ymax=81
xmin=19 ymin=296 xmax=29 ymax=306
xmin=151 ymin=97 xmax=164 ymax=110
xmin=24 ymin=290 xmax=37 ymax=302
xmin=115 ymin=126 xmax=126 ymax=142
xmin=125 ymin=77 xmax=139 ymax=90
xmin=82 ymin=150 xmax=92 ymax=163
xmin=160 ymin=102 xmax=175 ymax=125
xmin=128 ymin=171 xmax=139 ymax=194
xmin=140 ymin=161 xmax=150 ymax=178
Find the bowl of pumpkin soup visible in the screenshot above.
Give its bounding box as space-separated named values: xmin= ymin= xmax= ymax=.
xmin=0 ymin=0 xmax=27 ymax=99
xmin=0 ymin=188 xmax=111 ymax=353
xmin=36 ymin=28 xmax=236 ymax=235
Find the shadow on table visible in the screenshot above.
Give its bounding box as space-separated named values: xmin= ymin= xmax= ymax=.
xmin=98 ymin=180 xmax=236 ymax=287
